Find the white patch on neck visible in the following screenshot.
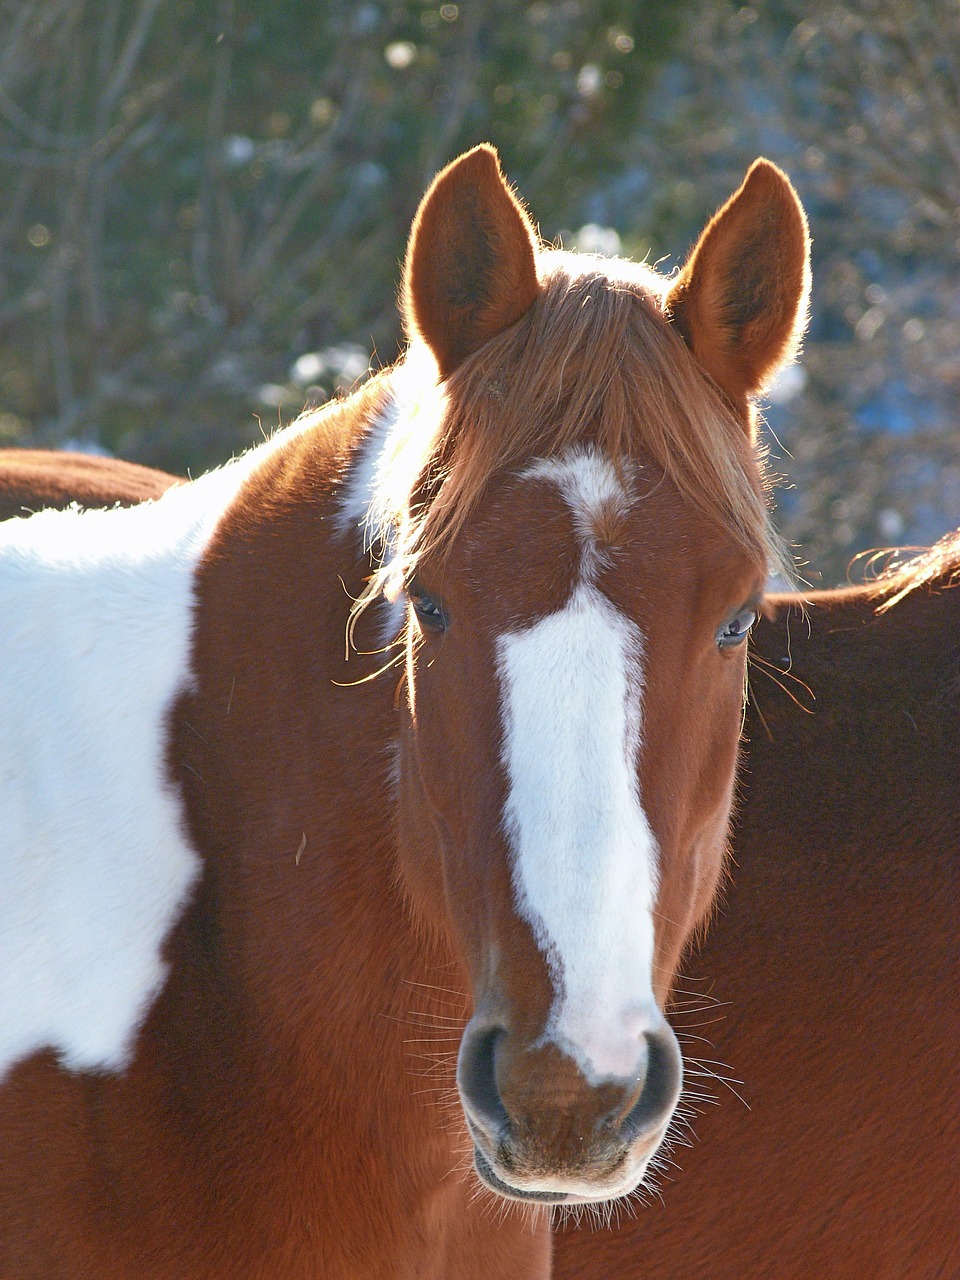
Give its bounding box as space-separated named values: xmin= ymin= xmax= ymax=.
xmin=0 ymin=445 xmax=280 ymax=1080
xmin=337 ymin=350 xmax=440 ymax=554
xmin=337 ymin=352 xmax=442 ymax=641
xmin=497 ymin=580 xmax=660 ymax=1084
xmin=523 ymin=447 xmax=632 ymax=578
xmin=336 ymin=382 xmax=407 ymax=556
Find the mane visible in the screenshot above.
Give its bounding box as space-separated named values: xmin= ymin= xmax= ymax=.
xmin=360 ymin=251 xmax=789 ymax=605
xmin=867 ymin=529 xmax=960 ymax=613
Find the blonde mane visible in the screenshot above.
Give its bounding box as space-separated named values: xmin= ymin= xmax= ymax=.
xmin=362 ymin=251 xmax=791 ymax=602
xmin=868 ymin=529 xmax=960 ymax=612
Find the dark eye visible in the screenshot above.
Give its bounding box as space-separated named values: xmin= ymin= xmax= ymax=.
xmin=406 ymin=580 xmax=448 ymax=633
xmin=717 ymin=606 xmax=757 ymax=650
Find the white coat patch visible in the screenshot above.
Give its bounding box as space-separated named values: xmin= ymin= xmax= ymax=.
xmin=0 ymin=454 xmax=270 ymax=1080
xmin=337 ymin=349 xmax=441 ymax=555
xmin=337 ymin=353 xmax=442 ymax=641
xmin=497 ymin=581 xmax=660 ymax=1083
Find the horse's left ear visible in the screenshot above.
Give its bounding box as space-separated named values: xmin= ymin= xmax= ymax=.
xmin=664 ymin=159 xmax=810 ymax=418
xmin=403 ymin=144 xmax=541 ymax=378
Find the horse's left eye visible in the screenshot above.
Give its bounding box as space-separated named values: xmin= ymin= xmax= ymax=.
xmin=407 ymin=582 xmax=448 ymax=633
xmin=717 ymin=607 xmax=757 ymax=650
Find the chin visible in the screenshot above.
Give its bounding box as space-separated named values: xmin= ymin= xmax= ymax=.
xmin=472 ymin=1144 xmax=650 ymax=1207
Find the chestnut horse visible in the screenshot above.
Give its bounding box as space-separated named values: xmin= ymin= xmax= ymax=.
xmin=8 ymin=490 xmax=956 ymax=1280
xmin=555 ymin=535 xmax=960 ymax=1278
xmin=0 ymin=450 xmax=175 ymax=519
xmin=0 ymin=146 xmax=809 ymax=1278
xmin=14 ymin=440 xmax=957 ymax=1280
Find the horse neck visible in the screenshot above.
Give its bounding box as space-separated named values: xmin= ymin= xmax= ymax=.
xmin=167 ymin=376 xmax=467 ymax=1139
xmin=762 ymin=575 xmax=959 ymax=755
xmin=750 ymin=574 xmax=959 ymax=895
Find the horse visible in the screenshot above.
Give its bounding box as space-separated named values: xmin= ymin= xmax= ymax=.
xmin=16 ymin=442 xmax=957 ymax=1280
xmin=554 ymin=534 xmax=960 ymax=1278
xmin=0 ymin=144 xmax=810 ymax=1278
xmin=11 ymin=453 xmax=957 ymax=1280
xmin=0 ymin=450 xmax=175 ymax=521
xmin=9 ymin=492 xmax=957 ymax=1280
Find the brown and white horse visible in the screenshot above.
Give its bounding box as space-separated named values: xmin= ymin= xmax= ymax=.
xmin=555 ymin=535 xmax=960 ymax=1278
xmin=8 ymin=489 xmax=956 ymax=1280
xmin=0 ymin=146 xmax=809 ymax=1278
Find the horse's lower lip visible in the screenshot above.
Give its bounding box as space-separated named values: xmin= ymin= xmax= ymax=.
xmin=472 ymin=1145 xmax=569 ymax=1204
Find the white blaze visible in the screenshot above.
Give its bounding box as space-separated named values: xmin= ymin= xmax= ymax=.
xmin=497 ymin=581 xmax=660 ymax=1083
xmin=522 ymin=448 xmax=631 ymax=579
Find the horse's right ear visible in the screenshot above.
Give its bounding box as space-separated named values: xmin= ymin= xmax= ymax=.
xmin=403 ymin=145 xmax=540 ymax=378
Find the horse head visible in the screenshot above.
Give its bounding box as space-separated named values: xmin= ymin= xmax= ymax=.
xmin=357 ymin=146 xmax=810 ymax=1204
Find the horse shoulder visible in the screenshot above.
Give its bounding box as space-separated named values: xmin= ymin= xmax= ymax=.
xmin=0 ymin=466 xmax=257 ymax=1081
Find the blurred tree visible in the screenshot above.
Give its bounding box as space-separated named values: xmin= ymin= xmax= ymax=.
xmin=609 ymin=0 xmax=960 ymax=583
xmin=0 ymin=0 xmax=685 ymax=472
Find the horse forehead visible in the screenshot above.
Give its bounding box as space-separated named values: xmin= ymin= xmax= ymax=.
xmin=454 ymin=448 xmax=634 ymax=597
xmin=509 ymin=448 xmax=763 ymax=613
xmin=502 ymin=447 xmax=633 ymax=553
xmin=520 ymin=449 xmax=632 ymax=526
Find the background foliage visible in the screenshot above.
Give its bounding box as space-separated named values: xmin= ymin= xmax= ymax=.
xmin=0 ymin=0 xmax=957 ymax=583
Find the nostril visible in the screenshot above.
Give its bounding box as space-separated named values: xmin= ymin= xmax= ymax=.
xmin=457 ymin=1024 xmax=510 ymax=1139
xmin=621 ymin=1026 xmax=683 ymax=1144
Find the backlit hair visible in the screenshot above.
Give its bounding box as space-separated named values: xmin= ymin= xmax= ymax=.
xmin=362 ymin=251 xmax=792 ymax=603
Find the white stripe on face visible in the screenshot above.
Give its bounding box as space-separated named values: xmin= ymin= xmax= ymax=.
xmin=497 ymin=580 xmax=660 ymax=1083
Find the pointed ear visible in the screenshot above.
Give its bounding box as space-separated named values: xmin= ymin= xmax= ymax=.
xmin=664 ymin=159 xmax=811 ymax=416
xmin=402 ymin=144 xmax=541 ymax=378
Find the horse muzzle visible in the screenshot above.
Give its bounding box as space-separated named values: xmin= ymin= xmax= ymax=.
xmin=456 ymin=1017 xmax=683 ymax=1204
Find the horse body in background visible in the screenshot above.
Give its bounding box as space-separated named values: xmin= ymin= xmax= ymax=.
xmin=0 ymin=450 xmax=175 ymax=520
xmin=0 ymin=147 xmax=810 ymax=1277
xmin=555 ymin=537 xmax=960 ymax=1279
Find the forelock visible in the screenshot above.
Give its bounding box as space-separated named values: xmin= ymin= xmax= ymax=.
xmin=362 ymin=250 xmax=789 ymax=606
